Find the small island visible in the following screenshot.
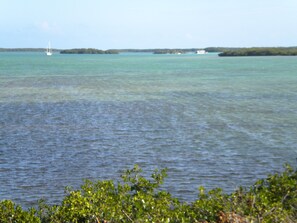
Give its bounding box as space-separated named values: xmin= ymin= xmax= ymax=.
xmin=219 ymin=47 xmax=297 ymax=57
xmin=153 ymin=49 xmax=186 ymax=54
xmin=60 ymin=48 xmax=119 ymax=54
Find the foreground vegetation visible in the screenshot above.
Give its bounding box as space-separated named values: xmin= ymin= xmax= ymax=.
xmin=219 ymin=47 xmax=297 ymax=57
xmin=1 ymin=164 xmax=297 ymax=222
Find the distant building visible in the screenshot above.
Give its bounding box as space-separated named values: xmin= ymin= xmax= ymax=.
xmin=196 ymin=49 xmax=207 ymax=54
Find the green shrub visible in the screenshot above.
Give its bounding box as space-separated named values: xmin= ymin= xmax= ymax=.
xmin=0 ymin=200 xmax=40 ymax=223
xmin=1 ymin=164 xmax=296 ymax=222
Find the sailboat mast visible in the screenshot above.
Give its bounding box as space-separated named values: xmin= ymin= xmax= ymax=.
xmin=46 ymin=41 xmax=53 ymax=56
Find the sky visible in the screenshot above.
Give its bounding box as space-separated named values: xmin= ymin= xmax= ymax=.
xmin=1 ymin=0 xmax=297 ymax=49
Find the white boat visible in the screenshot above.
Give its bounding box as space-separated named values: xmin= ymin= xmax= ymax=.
xmin=45 ymin=42 xmax=53 ymax=56
xmin=196 ymin=49 xmax=207 ymax=54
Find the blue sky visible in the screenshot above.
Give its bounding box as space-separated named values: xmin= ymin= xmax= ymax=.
xmin=1 ymin=0 xmax=296 ymax=49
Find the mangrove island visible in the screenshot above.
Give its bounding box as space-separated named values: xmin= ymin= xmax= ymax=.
xmin=219 ymin=47 xmax=297 ymax=57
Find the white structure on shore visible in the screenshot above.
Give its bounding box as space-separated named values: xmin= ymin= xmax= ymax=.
xmin=196 ymin=49 xmax=207 ymax=54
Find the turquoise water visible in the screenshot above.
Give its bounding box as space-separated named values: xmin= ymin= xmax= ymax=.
xmin=1 ymin=52 xmax=297 ymax=207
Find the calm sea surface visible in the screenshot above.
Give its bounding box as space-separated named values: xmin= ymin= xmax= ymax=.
xmin=0 ymin=52 xmax=297 ymax=207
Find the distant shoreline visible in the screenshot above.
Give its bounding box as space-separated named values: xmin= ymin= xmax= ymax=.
xmin=1 ymin=47 xmax=297 ymax=56
xmin=219 ymin=47 xmax=297 ymax=56
xmin=0 ymin=48 xmax=60 ymax=53
xmin=0 ymin=47 xmax=213 ymax=54
xmin=0 ymin=47 xmax=237 ymax=54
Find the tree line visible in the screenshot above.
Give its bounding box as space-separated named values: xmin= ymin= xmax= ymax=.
xmin=219 ymin=47 xmax=297 ymax=56
xmin=60 ymin=48 xmax=119 ymax=54
xmin=2 ymin=47 xmax=297 ymax=56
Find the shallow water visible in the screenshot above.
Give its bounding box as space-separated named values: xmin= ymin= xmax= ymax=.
xmin=0 ymin=52 xmax=297 ymax=207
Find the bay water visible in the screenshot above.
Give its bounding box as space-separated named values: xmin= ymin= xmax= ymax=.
xmin=0 ymin=52 xmax=297 ymax=207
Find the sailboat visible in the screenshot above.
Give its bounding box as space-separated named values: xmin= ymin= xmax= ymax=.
xmin=45 ymin=42 xmax=53 ymax=56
